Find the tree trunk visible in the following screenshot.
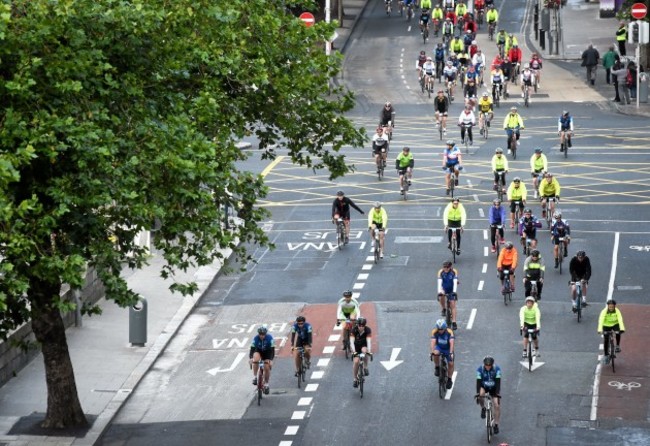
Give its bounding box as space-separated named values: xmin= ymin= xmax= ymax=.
xmin=30 ymin=277 xmax=87 ymax=429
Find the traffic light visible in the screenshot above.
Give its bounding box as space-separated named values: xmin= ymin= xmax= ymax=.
xmin=629 ymin=22 xmax=640 ymax=44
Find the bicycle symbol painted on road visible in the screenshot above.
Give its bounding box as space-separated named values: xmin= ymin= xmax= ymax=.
xmin=629 ymin=245 xmax=650 ymax=252
xmin=608 ymin=380 xmax=642 ymax=391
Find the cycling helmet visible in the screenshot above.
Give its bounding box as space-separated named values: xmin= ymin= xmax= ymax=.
xmin=534 ymin=147 xmax=543 ymax=154
xmin=343 ymin=290 xmax=353 ymax=297
xmin=472 ymin=40 xmax=477 ymax=45
xmin=420 ymin=50 xmax=426 ymax=55
xmin=495 ymin=147 xmax=503 ymax=154
xmin=493 ymin=198 xmax=501 ymax=205
xmin=531 ymin=249 xmax=540 ymax=257
xmin=452 ymin=197 xmax=460 ymax=203
xmin=483 ymin=356 xmax=495 ymax=366
xmin=510 ymin=106 xmax=517 ymax=112
xmin=357 ymin=317 xmax=367 ymax=326
xmin=438 ymin=89 xmax=445 ymax=94
xmin=385 ymin=101 xmax=392 ymax=107
xmin=296 ymin=316 xmax=306 ymax=323
xmin=505 ymin=241 xmax=514 ymax=249
xmin=545 ymin=172 xmax=553 ymax=178
xmin=524 ymin=63 xmax=530 ymax=69
xmin=257 ymin=325 xmax=268 ymax=335
xmin=403 ymin=146 xmax=411 ymax=152
xmin=525 ymin=296 xmax=536 ymax=303
xmin=509 ymin=33 xmax=514 ymax=37
xmin=436 ymin=319 xmax=448 ymax=330
xmin=336 ymin=190 xmax=344 ymax=196
xmin=447 ymin=61 xmax=453 ymax=66
xmin=446 ymin=139 xmax=455 ymax=145
xmin=443 ymin=260 xmax=453 ymax=268
xmin=374 ymin=201 xmax=382 ymax=208
xmin=524 ymin=208 xmax=532 ymax=214
xmin=437 ymin=42 xmax=443 ymax=47
xmin=607 ymin=299 xmax=616 ymax=306
xmin=554 ymin=211 xmax=562 ymax=218
xmin=427 ymin=56 xmax=433 ymax=61
xmin=483 ymin=91 xmax=490 ymax=97
xmin=562 ymin=110 xmax=569 ymax=116
xmin=576 ymin=250 xmax=586 ymax=257
xmin=513 ymin=176 xmax=521 ymax=182
xmin=513 ymin=44 xmax=518 ymax=48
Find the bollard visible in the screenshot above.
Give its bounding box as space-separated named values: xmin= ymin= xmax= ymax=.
xmin=639 ymin=72 xmax=649 ymax=103
xmin=540 ymin=29 xmax=546 ymax=51
xmin=534 ymin=5 xmax=539 ymax=40
xmin=129 ymin=297 xmax=148 ymax=347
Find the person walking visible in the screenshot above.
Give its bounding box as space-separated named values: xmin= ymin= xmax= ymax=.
xmin=616 ymin=21 xmax=627 ymax=56
xmin=602 ymin=46 xmax=617 ymax=85
xmin=581 ymin=44 xmax=600 ymax=86
xmin=611 ymin=59 xmax=630 ymax=104
xmin=611 ymin=56 xmax=622 ymax=102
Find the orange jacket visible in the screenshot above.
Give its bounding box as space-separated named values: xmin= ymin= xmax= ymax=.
xmin=497 ymin=247 xmax=518 ymax=269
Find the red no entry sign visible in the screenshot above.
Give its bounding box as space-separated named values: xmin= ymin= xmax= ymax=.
xmin=631 ymin=2 xmax=647 ymax=20
xmin=299 ymin=12 xmax=315 ymax=27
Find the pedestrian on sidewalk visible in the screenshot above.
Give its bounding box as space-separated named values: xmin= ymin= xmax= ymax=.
xmin=616 ymin=21 xmax=627 ymax=56
xmin=611 ymin=61 xmax=633 ymax=104
xmin=603 ymin=46 xmax=617 ymax=85
xmin=581 ymin=44 xmax=600 ymax=86
xmin=611 ymin=57 xmax=622 ymax=102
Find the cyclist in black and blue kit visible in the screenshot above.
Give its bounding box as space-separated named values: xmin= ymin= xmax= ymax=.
xmin=476 ymin=356 xmax=502 ymax=434
xmin=558 ymin=110 xmax=574 ymax=152
xmin=430 ymin=319 xmax=455 ymax=389
xmin=437 ymin=260 xmax=459 ymax=330
xmin=291 ymin=316 xmax=313 ymax=377
xmin=249 ymin=325 xmax=275 ymax=393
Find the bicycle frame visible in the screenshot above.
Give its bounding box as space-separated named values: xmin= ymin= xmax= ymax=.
xmin=295 ymin=347 xmax=307 ymax=388
xmin=449 ymin=227 xmax=459 ymax=262
xmin=256 ymin=360 xmax=265 ymax=405
xmin=525 ymin=328 xmax=536 ymax=371
xmin=373 ymin=227 xmax=381 ymax=263
xmin=501 ymin=269 xmax=512 ymax=305
xmin=438 ymin=355 xmax=449 ymax=399
xmin=603 ymin=330 xmax=619 ymax=373
xmin=336 ymin=218 xmax=345 ymax=250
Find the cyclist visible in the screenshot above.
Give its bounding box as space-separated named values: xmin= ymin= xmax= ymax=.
xmin=520 ymin=296 xmax=541 ymax=358
xmin=455 ymin=0 xmax=468 ymax=22
xmin=337 ymin=290 xmax=361 ymax=349
xmin=506 ymin=177 xmax=527 ymax=228
xmin=332 ymin=190 xmax=365 ymax=244
xmin=434 ymin=89 xmax=451 ymax=134
xmin=431 ymin=318 xmax=456 ymax=389
xmin=368 ymin=202 xmax=388 ymax=259
xmin=442 ymin=139 xmax=463 ymax=194
xmin=491 ymin=64 xmax=505 ymax=99
xmin=569 ymin=251 xmax=592 ymax=310
xmin=519 ymin=208 xmax=542 ymax=251
xmin=421 ymin=56 xmax=436 ymax=90
xmin=472 ymin=49 xmax=486 ymax=85
xmin=529 ymin=148 xmax=548 ymax=199
xmin=507 ymin=43 xmax=523 ymax=67
xmin=551 ymin=211 xmax=570 ymax=268
xmin=416 ymin=50 xmax=428 ymax=82
xmin=558 ymin=110 xmax=574 ymax=152
xmin=539 ymin=173 xmax=560 ymax=220
xmin=503 ymin=106 xmax=524 ymax=154
xmin=468 ymin=40 xmax=479 ymax=59
xmin=476 ymin=356 xmax=502 ymax=435
xmin=464 ymin=65 xmax=479 ymax=99
xmin=486 ymin=5 xmax=498 ymax=31
xmin=489 ymin=199 xmax=506 ymax=253
xmin=371 ymin=127 xmax=389 ymax=173
xmin=444 ymin=198 xmax=466 ymax=254
xmin=420 ymin=3 xmax=432 ymax=34
xmin=462 ymin=29 xmax=474 ymax=53
xmin=352 ymin=317 xmax=372 ymax=387
xmin=497 ymin=241 xmax=518 ymax=293
xmin=523 ymin=250 xmax=545 ymax=300
xmin=458 ymin=105 xmax=475 ymax=146
xmin=291 ymin=316 xmax=312 ymax=376
xmin=434 ymin=43 xmax=446 ymax=74
xmin=442 ymin=17 xmax=455 ymax=41
xmin=396 ymin=146 xmax=414 ymax=195
xmin=437 ymin=260 xmax=460 ymax=330
xmin=432 ymin=4 xmax=444 ymax=34
xmin=598 ymin=300 xmax=625 ymax=364
xmin=520 ymin=63 xmax=534 ymax=98
xmin=491 ymin=147 xmax=509 ymax=192
xmin=501 ymin=56 xmax=513 ymax=92
xmin=529 ymin=52 xmax=543 ymax=86
xmin=495 ymin=29 xmax=507 ymax=55
xmin=249 ymin=325 xmax=275 ymax=393
xmin=505 ymin=32 xmax=518 ymax=54
xmin=443 ymin=0 xmax=455 ymax=12
xmin=443 ymin=61 xmax=459 ymax=101
xmin=478 ymin=92 xmax=493 ymax=136
xmin=450 ymin=35 xmax=464 ymax=54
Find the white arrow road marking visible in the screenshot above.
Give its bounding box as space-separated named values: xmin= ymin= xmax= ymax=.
xmin=519 ymin=360 xmax=545 ymax=371
xmin=380 ymin=347 xmax=404 ymax=371
xmin=206 ymin=352 xmax=246 ymax=375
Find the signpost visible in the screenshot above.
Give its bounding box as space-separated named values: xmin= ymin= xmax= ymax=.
xmin=631 ymin=2 xmax=647 ymax=19
xmin=299 ymin=12 xmax=315 ymax=27
xmin=628 ymin=7 xmax=649 ymax=108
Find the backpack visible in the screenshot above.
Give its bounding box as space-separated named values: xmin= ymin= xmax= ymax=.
xmin=626 ymin=70 xmax=633 ymax=87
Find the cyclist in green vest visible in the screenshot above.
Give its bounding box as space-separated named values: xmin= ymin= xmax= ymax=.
xmin=519 ymin=296 xmax=541 ymax=358
xmin=395 ymin=146 xmax=414 ymax=195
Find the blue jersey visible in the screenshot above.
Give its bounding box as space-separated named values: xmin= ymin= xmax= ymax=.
xmin=291 ymin=322 xmax=313 ymax=345
xmin=551 ymin=219 xmax=570 ymax=237
xmin=250 ymin=334 xmax=275 ymax=352
xmin=444 ymin=146 xmax=462 ymax=164
xmin=559 ymin=115 xmax=573 ymax=131
xmin=435 ymin=47 xmax=446 ymax=61
xmin=476 ymin=365 xmax=501 ymax=389
xmin=437 ymin=268 xmax=459 ymax=293
xmin=431 ymin=328 xmax=454 ymax=351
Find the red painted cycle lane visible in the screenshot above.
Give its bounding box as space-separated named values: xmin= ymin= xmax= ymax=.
xmin=597 ymin=304 xmax=650 ymax=421
xmin=275 ymin=302 xmax=378 ymax=358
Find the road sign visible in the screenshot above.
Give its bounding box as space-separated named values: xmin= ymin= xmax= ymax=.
xmin=299 ymin=12 xmax=315 ymax=27
xmin=631 ymin=2 xmax=647 ymax=19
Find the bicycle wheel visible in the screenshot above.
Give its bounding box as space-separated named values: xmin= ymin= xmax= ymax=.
xmin=358 ymin=367 xmax=365 ymax=398
xmin=486 ymin=407 xmax=493 ymax=443
xmin=257 ymin=372 xmax=263 ymax=405
xmin=564 ymin=140 xmax=568 ymax=158
xmin=528 ymin=339 xmax=533 ymax=372
xmin=438 ymin=362 xmax=447 ymax=399
xmin=512 ymin=142 xmax=517 ymax=160
xmin=423 ymin=28 xmax=428 ymax=44
xmin=439 ymin=123 xmax=443 ymax=140
xmin=576 ymin=292 xmax=582 ymax=323
xmin=558 ymin=255 xmax=563 ymax=274
xmin=451 ymin=237 xmax=457 ymax=263
xmin=445 ymin=297 xmax=453 ymax=327
xmin=297 ymin=355 xmax=303 ymax=389
xmin=524 ymin=92 xmax=529 ymax=107
xmin=337 ymin=226 xmax=344 ymax=250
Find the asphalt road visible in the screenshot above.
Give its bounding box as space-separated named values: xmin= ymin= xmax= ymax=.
xmin=100 ymin=0 xmax=650 ymax=445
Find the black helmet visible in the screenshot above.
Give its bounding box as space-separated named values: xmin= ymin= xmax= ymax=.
xmin=576 ymin=251 xmax=586 ymax=257
xmin=357 ymin=317 xmax=367 ymax=326
xmin=483 ymin=356 xmax=495 ymax=366
xmin=336 ymin=190 xmax=344 ymax=196
xmin=257 ymin=325 xmax=268 ymax=335
xmin=296 ymin=316 xmax=306 ymax=323
xmin=531 ymin=250 xmax=540 ymax=257
xmin=524 ymin=208 xmax=532 ymax=214
xmin=343 ymin=290 xmax=353 ymax=297
xmin=607 ymin=299 xmax=617 ymax=305
xmin=534 ymin=147 xmax=542 ymax=154
xmin=443 ymin=260 xmax=453 ymax=268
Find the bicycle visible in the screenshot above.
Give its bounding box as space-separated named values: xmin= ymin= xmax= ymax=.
xmin=431 ymin=352 xmax=449 ymax=399
xmin=501 ymin=268 xmax=512 ymax=305
xmin=448 ymin=227 xmax=459 ymax=263
xmin=399 ymin=168 xmax=410 ymax=201
xmin=444 ymin=166 xmax=457 ymax=198
xmin=438 ymin=117 xmax=444 ymax=140
xmin=488 ymin=22 xmax=496 ymax=41
xmin=480 ymin=112 xmax=490 ymax=139
xmin=372 ymin=227 xmax=381 ymax=264
xmin=459 ymin=122 xmax=472 ymax=154
xmin=506 ymin=128 xmax=518 ymax=159
xmin=494 ymin=171 xmax=506 ymax=201
xmin=528 ymin=279 xmax=539 ymax=301
xmin=475 ymin=394 xmax=496 ymax=443
xmin=560 ymin=131 xmax=572 ymax=158
xmin=435 ymin=59 xmax=444 ymax=83
xmin=441 ymin=292 xmax=455 ymax=328
xmin=354 ymin=351 xmax=373 ymax=398
xmin=492 ymin=224 xmax=504 ymax=257
xmin=407 ymin=3 xmax=414 ymax=20
xmin=425 ymin=73 xmax=435 ymax=98
xmin=543 ymin=197 xmax=556 ymax=229
xmin=376 ymin=146 xmax=387 ymax=181
xmin=335 ymin=217 xmax=346 ymax=250
xmin=521 ymin=234 xmax=532 ymax=257
xmin=602 ymin=329 xmax=619 ymax=373
xmin=570 ymin=280 xmax=587 ymax=323
xmin=477 ymin=8 xmax=484 ymax=28
xmin=338 ymin=318 xmax=354 ymax=359
xmin=492 ymin=83 xmax=501 ymax=108
xmin=557 ymin=236 xmax=566 ymax=274
xmin=294 ymin=347 xmax=308 ymax=389
xmin=255 ymin=359 xmax=266 ymax=405
xmin=512 ymin=200 xmax=524 ymax=230
xmin=422 ymin=23 xmax=429 ymax=44
xmin=521 ymin=327 xmax=538 ymax=372
xmin=523 ymin=83 xmax=530 ymax=107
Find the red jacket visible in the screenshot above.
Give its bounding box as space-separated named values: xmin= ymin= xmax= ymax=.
xmin=469 ymin=44 xmax=479 ymax=58
xmin=508 ymin=47 xmax=522 ymax=63
xmin=445 ymin=10 xmax=457 ymax=24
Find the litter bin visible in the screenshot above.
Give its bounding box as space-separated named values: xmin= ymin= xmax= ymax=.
xmin=638 ymin=72 xmax=649 ymax=103
xmin=129 ymin=297 xmax=147 ymax=346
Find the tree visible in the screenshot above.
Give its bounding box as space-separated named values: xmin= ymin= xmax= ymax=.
xmin=0 ymin=0 xmax=365 ymax=428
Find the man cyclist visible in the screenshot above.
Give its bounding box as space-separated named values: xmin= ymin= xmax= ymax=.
xmin=507 ymin=43 xmax=523 ymax=67
xmin=495 ymin=29 xmax=507 ymax=55
xmin=491 ymin=64 xmax=505 ymax=99
xmin=486 ymin=5 xmax=498 ymax=31
xmin=558 ymin=110 xmax=573 ymax=152
xmin=598 ymin=300 xmax=625 ymax=364
xmin=437 ymin=260 xmax=459 ymax=330
xmin=529 ymin=148 xmax=548 ymax=198
xmin=520 ymin=63 xmax=534 ymax=98
xmin=569 ymin=251 xmax=592 ymax=310
xmin=431 ymin=319 xmax=455 ymax=389
xmin=434 ymin=43 xmax=446 ymax=75
xmin=332 ymin=190 xmax=364 ymax=244
xmin=523 ymin=249 xmax=545 ymax=300
xmin=337 ymin=290 xmax=361 ymax=349
xmin=505 ymin=32 xmax=518 ymax=54
xmin=497 ymin=241 xmax=518 ymax=293
xmin=352 ymin=317 xmax=372 ymax=387
xmin=371 ymin=127 xmax=389 ymax=173
xmin=368 ymin=202 xmax=388 ymax=259
xmin=432 ymin=4 xmax=444 ymax=35
xmin=434 ymin=89 xmax=450 ymax=134
xmin=396 ymin=146 xmax=414 ymax=195
xmin=443 ymin=61 xmax=459 ymax=101
xmin=416 ymin=50 xmax=428 ymax=82
xmin=421 ymin=56 xmax=436 ymax=90
xmin=442 ymin=17 xmax=455 ymax=42
xmin=291 ymin=316 xmax=312 ymax=377
xmin=455 ymin=0 xmax=468 ymax=23
xmin=450 ymin=36 xmax=464 ymax=54
xmin=551 ymin=211 xmax=570 ymax=268
xmin=443 ymin=139 xmax=463 ymax=194
xmin=506 ymin=176 xmax=527 ymax=228
xmin=249 ymin=325 xmax=275 ymax=393
xmin=503 ymin=106 xmax=524 ymax=154
xmin=489 ymin=199 xmax=506 ymax=253
xmin=458 ymin=105 xmax=475 ymax=146
xmin=478 ymin=92 xmax=493 ymax=136
xmin=520 ymin=296 xmax=541 ymax=358
xmin=519 ymin=208 xmax=542 ymax=251
xmin=476 ymin=356 xmax=502 ymax=434
xmin=420 ymin=1 xmax=432 ymax=34
xmin=491 ymin=147 xmax=509 ymax=192
xmin=443 ymin=198 xmax=466 ymax=254
xmin=472 ymin=50 xmax=486 ymax=86
xmin=539 ymin=173 xmax=560 ymax=220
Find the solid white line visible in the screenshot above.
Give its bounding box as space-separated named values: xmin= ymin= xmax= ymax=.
xmin=591 ymin=355 xmax=603 ymax=420
xmin=305 ymin=383 xmax=319 ymax=392
xmin=445 ymin=370 xmax=459 ymax=400
xmin=467 ymin=308 xmax=477 ymax=330
xmin=483 ymin=229 xmax=488 ymax=240
xmin=284 ymin=426 xmax=299 ymax=436
xmin=291 ymin=411 xmax=306 ymax=420
xmin=297 ymin=397 xmax=312 ymax=406
xmin=607 ymin=232 xmax=619 ymax=302
xmin=482 ymin=263 xmax=488 ymax=274
xmin=479 ymin=208 xmax=485 ymax=218
xmin=357 ymin=273 xmax=369 ymax=280
xmin=478 ymin=280 xmax=484 ymax=291
xmin=328 ymin=334 xmax=340 ymax=342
